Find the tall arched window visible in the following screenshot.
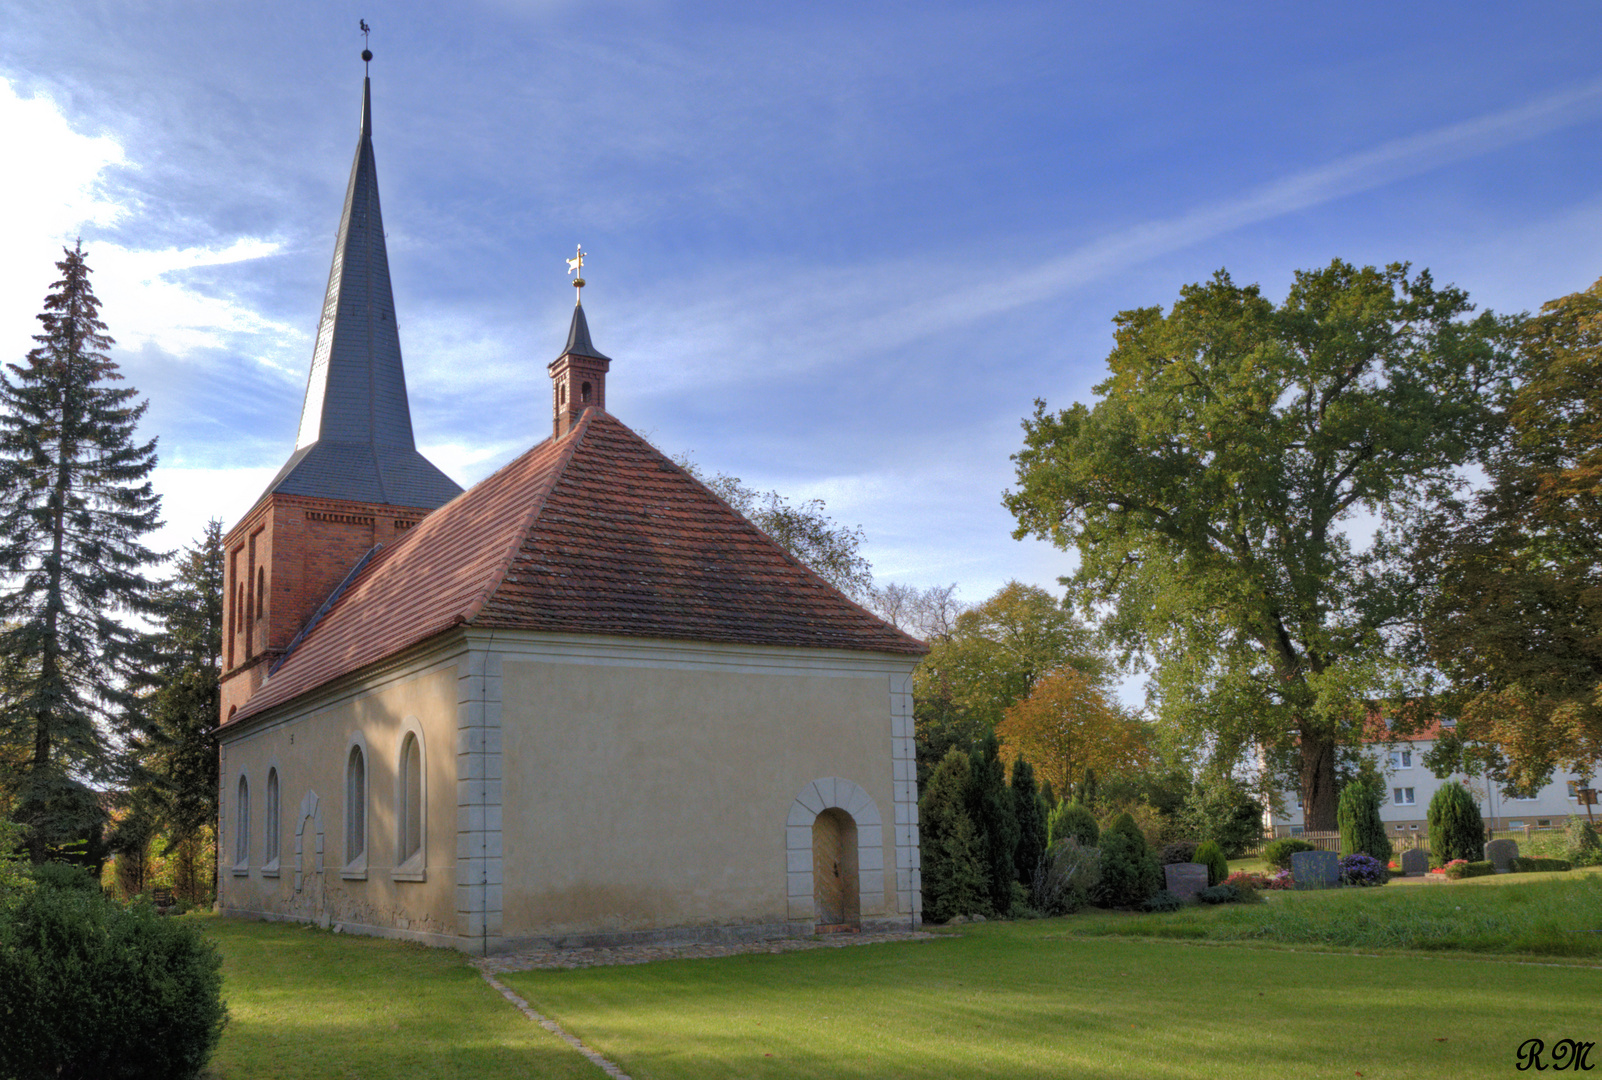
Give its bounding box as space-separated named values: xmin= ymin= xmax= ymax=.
xmin=233 ymin=775 xmax=250 ymax=873
xmin=264 ymin=767 xmax=280 ymax=870
xmin=256 ymin=567 xmax=266 ymax=621
xmin=344 ymin=745 xmax=367 ymax=873
xmin=400 ymin=734 xmax=422 ymax=863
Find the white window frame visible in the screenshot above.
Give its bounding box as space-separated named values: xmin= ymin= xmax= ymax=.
xmin=1389 ymin=749 xmax=1413 ymax=770
xmin=393 ymin=717 xmax=427 ymax=883
xmin=1393 ymin=787 xmax=1415 ymax=806
xmin=233 ymin=773 xmax=250 ymax=876
xmin=343 ymin=734 xmax=369 ymax=880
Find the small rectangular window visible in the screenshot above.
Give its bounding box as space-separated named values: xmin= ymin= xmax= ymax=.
xmin=1393 ymin=787 xmax=1404 ymax=805
xmin=1569 ymin=781 xmax=1581 ymax=800
xmin=1538 ymin=819 xmax=1551 ymax=828
xmin=1404 ymin=788 xmax=1415 ymax=805
xmin=1409 ymin=824 xmax=1419 ymax=830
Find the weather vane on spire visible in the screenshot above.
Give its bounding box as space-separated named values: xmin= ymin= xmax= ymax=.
xmin=360 ymin=19 xmax=373 ymax=71
xmin=567 ymin=245 xmax=587 ymax=305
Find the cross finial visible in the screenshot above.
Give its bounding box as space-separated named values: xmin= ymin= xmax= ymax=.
xmin=566 ymin=245 xmax=587 ymax=305
xmin=360 ymin=19 xmax=373 ymax=72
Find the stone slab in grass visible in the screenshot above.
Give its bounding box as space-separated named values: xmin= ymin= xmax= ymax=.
xmin=1291 ymin=849 xmax=1339 ymax=889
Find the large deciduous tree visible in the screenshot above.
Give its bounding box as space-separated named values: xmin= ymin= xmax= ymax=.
xmin=1408 ymin=277 xmax=1602 ymax=792
xmin=995 ymin=666 xmax=1148 ymax=800
xmin=0 ymin=243 xmax=162 ymax=861
xmin=1006 ymin=261 xmax=1514 ymax=830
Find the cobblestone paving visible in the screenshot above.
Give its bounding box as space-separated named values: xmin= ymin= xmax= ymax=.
xmin=474 ymin=929 xmax=936 ymax=975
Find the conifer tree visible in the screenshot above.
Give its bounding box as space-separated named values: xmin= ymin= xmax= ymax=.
xmin=917 ymin=748 xmax=987 ymax=922
xmin=966 ymin=733 xmax=1019 ymax=915
xmin=1009 ymin=756 xmax=1048 ymax=896
xmin=0 ymin=243 xmax=162 ymax=861
xmin=1336 ymin=777 xmax=1393 ymax=864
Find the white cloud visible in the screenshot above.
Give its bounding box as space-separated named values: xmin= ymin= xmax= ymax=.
xmin=148 ymin=464 xmax=278 ymax=557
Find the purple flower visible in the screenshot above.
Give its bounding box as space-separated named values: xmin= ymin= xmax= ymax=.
xmin=1339 ymin=853 xmax=1388 ymax=886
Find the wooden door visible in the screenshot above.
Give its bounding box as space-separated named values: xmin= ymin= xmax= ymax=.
xmin=812 ymin=809 xmax=860 ymax=927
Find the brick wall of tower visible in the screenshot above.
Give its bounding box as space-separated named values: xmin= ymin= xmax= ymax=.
xmin=219 ymin=493 xmax=433 ymax=721
xmin=549 ymin=352 xmax=611 ymax=438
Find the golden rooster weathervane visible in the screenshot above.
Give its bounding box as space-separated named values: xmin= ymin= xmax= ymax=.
xmin=567 ymin=245 xmax=586 ymax=304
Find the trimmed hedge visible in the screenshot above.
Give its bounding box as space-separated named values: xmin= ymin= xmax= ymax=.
xmin=1511 ymin=857 xmax=1572 ymax=873
xmin=1443 ymin=860 xmax=1496 ymax=880
xmin=1263 ymin=837 xmax=1316 ymax=870
xmin=0 ymin=876 xmax=227 ymax=1078
xmin=1193 ymin=840 xmax=1228 ymax=887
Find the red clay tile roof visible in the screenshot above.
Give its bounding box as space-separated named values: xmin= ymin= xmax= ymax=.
xmin=231 ymin=410 xmax=924 ymax=723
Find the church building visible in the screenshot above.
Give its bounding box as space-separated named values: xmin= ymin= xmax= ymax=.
xmin=214 ymin=64 xmax=926 ymax=952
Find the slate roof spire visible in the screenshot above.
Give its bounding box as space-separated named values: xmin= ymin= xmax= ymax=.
xmin=259 ymin=62 xmax=462 ymax=509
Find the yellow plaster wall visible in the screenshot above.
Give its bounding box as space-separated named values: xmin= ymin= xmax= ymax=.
xmin=217 ymin=663 xmax=459 ymax=941
xmin=499 ymin=658 xmax=894 ymax=937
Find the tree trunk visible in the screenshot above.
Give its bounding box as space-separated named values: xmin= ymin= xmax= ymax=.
xmin=1299 ymin=727 xmax=1339 ymax=832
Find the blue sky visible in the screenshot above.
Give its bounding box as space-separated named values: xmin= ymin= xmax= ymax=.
xmin=4 ymin=1 xmax=1602 ymax=615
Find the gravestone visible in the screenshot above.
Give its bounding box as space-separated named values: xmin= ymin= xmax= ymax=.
xmin=1399 ymin=849 xmax=1429 ymax=876
xmin=1291 ymin=849 xmax=1340 ymax=889
xmin=1484 ymin=838 xmax=1519 ymax=873
xmin=1164 ymin=862 xmax=1209 ymax=901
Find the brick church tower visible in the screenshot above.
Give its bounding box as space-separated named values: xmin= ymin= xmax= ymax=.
xmin=219 ymin=70 xmax=462 ymax=721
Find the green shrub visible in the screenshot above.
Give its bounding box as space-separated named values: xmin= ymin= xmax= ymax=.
xmin=1047 ymin=801 xmax=1098 ymax=848
xmin=1178 ymin=770 xmax=1264 ymax=857
xmin=1010 ymin=758 xmax=1049 ymax=901
xmin=1031 ymin=837 xmax=1102 ymax=916
xmin=27 ymin=861 xmax=100 ymax=892
xmin=1106 ymin=812 xmax=1149 ymax=855
xmin=967 ymin=735 xmax=1020 ymax=917
xmin=1197 ymin=883 xmax=1242 ymax=905
xmin=1094 ymin=830 xmax=1161 ymax=909
xmin=1141 ymin=889 xmax=1186 ymax=913
xmin=0 ymin=885 xmax=226 ymax=1078
xmin=918 ymin=748 xmax=989 ymax=922
xmin=1510 ymin=857 xmax=1571 ymax=873
xmin=1263 ymin=837 xmax=1316 ymax=870
xmin=1158 ymin=840 xmax=1198 ymax=866
xmin=1443 ymin=859 xmax=1496 ymax=880
xmin=1193 ymin=840 xmax=1228 ymax=886
xmin=1428 ymin=782 xmax=1485 ymax=866
xmin=1566 ymin=817 xmax=1602 ymax=867
xmin=1337 ymin=779 xmax=1392 ymax=864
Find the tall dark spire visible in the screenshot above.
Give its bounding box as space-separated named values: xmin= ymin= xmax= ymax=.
xmin=261 ymin=65 xmax=461 ymax=509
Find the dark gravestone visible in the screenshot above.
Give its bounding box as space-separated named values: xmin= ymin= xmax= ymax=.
xmin=1484 ymin=838 xmax=1519 ymax=872
xmin=1399 ymin=849 xmax=1429 ymax=876
xmin=1164 ymin=862 xmax=1209 ymax=901
xmin=1292 ymin=849 xmax=1340 ymax=889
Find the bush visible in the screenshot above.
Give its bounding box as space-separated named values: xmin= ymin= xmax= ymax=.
xmin=1010 ymin=758 xmax=1048 ymax=901
xmin=1106 ymin=812 xmax=1149 ymax=855
xmin=1197 ymin=884 xmax=1242 ymax=905
xmin=1158 ymin=841 xmax=1198 ymax=866
xmin=1337 ymin=779 xmax=1392 ymax=865
xmin=1141 ymin=889 xmax=1186 ymax=913
xmin=28 ymin=861 xmax=100 ymax=892
xmin=1566 ymin=817 xmax=1602 ymax=867
xmin=1193 ymin=840 xmax=1228 ymax=886
xmin=1265 ymin=869 xmax=1294 ymax=890
xmin=1179 ymin=770 xmax=1263 ymax=857
xmin=1047 ymin=801 xmax=1099 ymax=848
xmin=1441 ymin=859 xmax=1495 ymax=880
xmin=1031 ymin=837 xmax=1101 ymax=916
xmin=1428 ymin=782 xmax=1485 ymax=866
xmin=1263 ymin=837 xmax=1316 ymax=870
xmin=1511 ymin=857 xmax=1572 ymax=873
xmin=1094 ymin=830 xmax=1161 ymax=909
xmin=1339 ymin=853 xmax=1388 ymax=887
xmin=0 ymin=885 xmax=226 ymax=1078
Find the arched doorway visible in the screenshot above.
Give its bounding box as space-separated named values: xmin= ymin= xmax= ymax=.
xmin=812 ymin=808 xmax=860 ymax=927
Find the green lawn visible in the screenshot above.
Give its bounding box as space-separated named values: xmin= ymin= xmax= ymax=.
xmin=200 ymin=917 xmax=597 ymax=1079
xmin=502 ymin=919 xmax=1599 ymax=1080
xmin=1072 ymin=867 xmax=1602 ymax=956
xmin=203 ymin=873 xmax=1602 ymax=1080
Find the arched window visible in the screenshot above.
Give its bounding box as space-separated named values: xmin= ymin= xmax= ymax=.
xmin=581 ymin=381 xmax=592 ymax=403
xmin=233 ymin=775 xmax=250 ymax=873
xmin=400 ymin=733 xmax=422 ymax=864
xmin=264 ymin=767 xmax=280 ymax=869
xmin=345 ymin=745 xmax=367 ymax=871
xmin=256 ymin=567 xmax=266 ymax=621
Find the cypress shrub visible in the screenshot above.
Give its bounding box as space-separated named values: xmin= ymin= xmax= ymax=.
xmin=1427 ymin=782 xmax=1485 ymax=866
xmin=1263 ymin=837 xmax=1316 ymax=870
xmin=1010 ymin=758 xmax=1048 ymax=897
xmin=966 ymin=735 xmax=1019 ymax=917
xmin=1048 ymin=801 xmax=1099 ymax=848
xmin=1193 ymin=840 xmax=1228 ymax=886
xmin=1093 ymin=829 xmax=1161 ymax=909
xmin=1337 ymin=780 xmax=1393 ymax=863
xmin=918 ymin=748 xmax=988 ymax=922
xmin=1158 ymin=841 xmax=1199 ymax=866
xmin=1106 ymin=811 xmax=1148 ymax=855
xmin=1566 ymin=817 xmax=1602 ymax=867
xmin=0 ymin=885 xmax=226 ymax=1079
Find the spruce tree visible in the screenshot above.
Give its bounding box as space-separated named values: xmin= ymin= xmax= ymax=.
xmin=1010 ymin=756 xmax=1048 ymax=897
xmin=917 ymin=748 xmax=987 ymax=922
xmin=122 ymin=521 xmax=223 ymax=896
xmin=967 ymin=733 xmax=1020 ymax=915
xmin=0 ymin=243 xmax=162 ymax=862
xmin=1337 ymin=778 xmax=1392 ymax=863
xmin=1427 ymin=781 xmax=1485 ymax=866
